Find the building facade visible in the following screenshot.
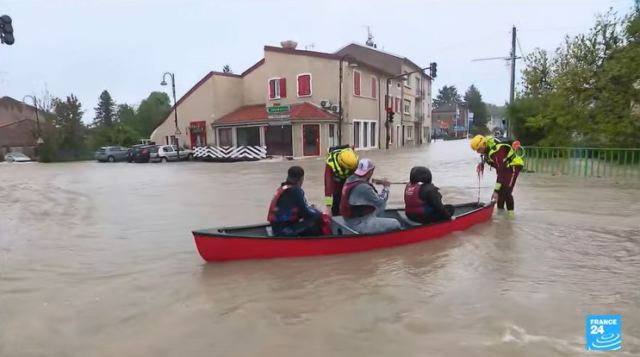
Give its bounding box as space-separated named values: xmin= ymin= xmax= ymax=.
xmin=0 ymin=96 xmax=49 ymax=159
xmin=150 ymin=42 xmax=433 ymax=157
xmin=431 ymin=103 xmax=469 ymax=139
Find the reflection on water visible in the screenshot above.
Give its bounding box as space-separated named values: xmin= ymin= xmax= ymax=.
xmin=1 ymin=140 xmax=639 ymax=356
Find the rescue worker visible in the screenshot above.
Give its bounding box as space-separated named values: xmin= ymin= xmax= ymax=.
xmin=470 ymin=135 xmax=524 ymax=217
xmin=267 ymin=166 xmax=323 ymax=237
xmin=340 ymin=159 xmax=402 ymax=234
xmin=404 ymin=166 xmax=454 ymax=224
xmin=324 ymin=145 xmax=359 ymax=216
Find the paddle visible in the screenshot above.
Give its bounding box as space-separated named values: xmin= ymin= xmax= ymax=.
xmin=372 ymin=178 xmax=489 ymax=189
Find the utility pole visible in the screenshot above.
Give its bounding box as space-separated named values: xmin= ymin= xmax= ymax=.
xmin=471 ymin=25 xmax=520 ymax=138
xmin=509 ymin=26 xmax=517 ymax=108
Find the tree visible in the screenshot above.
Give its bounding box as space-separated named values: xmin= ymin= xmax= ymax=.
xmin=116 ymin=104 xmax=136 ymax=126
xmin=506 ymin=4 xmax=640 ymax=147
xmin=433 ymin=85 xmax=461 ymax=108
xmin=134 ymin=91 xmax=171 ymax=137
xmin=222 ymin=64 xmax=233 ymax=73
xmin=464 ymin=85 xmax=489 ymax=135
xmin=52 ymin=94 xmax=86 ymax=154
xmin=93 ymin=90 xmax=115 ymax=127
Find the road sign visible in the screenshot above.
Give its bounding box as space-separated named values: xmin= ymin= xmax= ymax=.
xmin=266 ymin=105 xmax=290 ymax=113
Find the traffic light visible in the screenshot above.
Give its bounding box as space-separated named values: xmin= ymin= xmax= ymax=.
xmin=429 ymin=62 xmax=437 ymax=78
xmin=386 ymin=109 xmax=395 ymax=123
xmin=0 ymin=15 xmax=14 ymax=45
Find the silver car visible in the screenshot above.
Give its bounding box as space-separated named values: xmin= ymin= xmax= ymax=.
xmin=150 ymin=145 xmax=193 ymax=162
xmin=4 ymin=152 xmax=32 ymax=162
xmin=95 ymin=146 xmax=129 ymax=162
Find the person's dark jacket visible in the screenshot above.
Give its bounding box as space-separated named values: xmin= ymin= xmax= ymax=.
xmin=271 ymin=182 xmax=321 ymax=236
xmin=407 ymin=167 xmax=453 ymax=223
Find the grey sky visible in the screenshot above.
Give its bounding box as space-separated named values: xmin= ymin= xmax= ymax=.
xmin=1 ymin=0 xmax=632 ymax=121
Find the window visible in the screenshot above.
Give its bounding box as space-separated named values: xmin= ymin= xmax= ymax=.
xmin=385 ymin=95 xmax=392 ymax=110
xmin=170 ymin=135 xmax=177 ymax=145
xmin=353 ymin=70 xmax=361 ymax=96
xmin=370 ymin=122 xmax=377 ymax=147
xmin=415 ymin=77 xmax=421 ymax=91
xmin=237 ymin=127 xmax=261 ymax=146
xmin=404 ymin=99 xmax=411 ymax=114
xmin=353 ymin=120 xmax=377 ymax=149
xmin=297 ymin=74 xmax=311 ymax=97
xmin=406 ymin=126 xmax=414 ymax=139
xmin=328 ymin=124 xmax=337 ymax=147
xmin=395 ymin=97 xmax=400 ymax=112
xmin=363 ymin=122 xmax=369 ymax=147
xmin=218 ymin=128 xmax=233 ymax=146
xmin=404 ymin=74 xmax=410 ymax=88
xmin=268 ymin=78 xmax=287 ymax=100
xmin=370 ymin=76 xmax=377 ymax=98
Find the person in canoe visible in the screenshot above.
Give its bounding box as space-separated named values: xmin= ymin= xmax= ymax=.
xmin=340 ymin=158 xmax=402 ymax=234
xmin=324 ymin=145 xmax=359 ymax=216
xmin=267 ymin=166 xmax=323 ymax=237
xmin=470 ymin=135 xmax=524 ymax=217
xmin=404 ymin=166 xmax=454 ymax=224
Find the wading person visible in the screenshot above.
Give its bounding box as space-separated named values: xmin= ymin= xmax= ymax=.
xmin=340 ymin=159 xmax=401 ymax=234
xmin=267 ymin=166 xmax=323 ymax=237
xmin=470 ymin=135 xmax=524 ymax=217
xmin=404 ymin=166 xmax=454 ymax=224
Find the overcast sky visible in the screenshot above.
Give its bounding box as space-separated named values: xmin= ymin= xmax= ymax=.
xmin=0 ymin=0 xmax=633 ymax=121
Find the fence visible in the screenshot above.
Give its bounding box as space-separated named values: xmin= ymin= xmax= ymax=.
xmin=522 ymin=147 xmax=640 ymax=178
xmin=193 ymin=146 xmax=267 ymax=161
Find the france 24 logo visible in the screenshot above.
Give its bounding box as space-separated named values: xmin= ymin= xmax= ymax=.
xmin=586 ymin=315 xmax=622 ymax=351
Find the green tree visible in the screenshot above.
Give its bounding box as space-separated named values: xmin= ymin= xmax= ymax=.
xmin=134 ymin=91 xmax=171 ymax=137
xmin=116 ymin=104 xmax=136 ymax=125
xmin=433 ymin=85 xmax=461 ymax=108
xmin=93 ymin=90 xmax=115 ymax=127
xmin=464 ymin=85 xmax=489 ymax=135
xmin=53 ymin=94 xmax=86 ymax=154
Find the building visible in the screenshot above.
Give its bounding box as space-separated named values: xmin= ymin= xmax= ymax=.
xmin=150 ymin=41 xmax=432 ymax=157
xmin=0 ymin=96 xmax=49 ymax=159
xmin=431 ymin=103 xmax=469 ymax=139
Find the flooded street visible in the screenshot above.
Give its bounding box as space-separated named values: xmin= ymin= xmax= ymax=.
xmin=1 ymin=140 xmax=639 ymax=356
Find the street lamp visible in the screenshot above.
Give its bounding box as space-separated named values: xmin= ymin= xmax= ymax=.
xmin=22 ymin=95 xmax=44 ymax=145
xmin=161 ymin=71 xmax=181 ymax=159
xmin=338 ymin=55 xmax=358 ymax=146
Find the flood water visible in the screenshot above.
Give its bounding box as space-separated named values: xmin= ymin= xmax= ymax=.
xmin=1 ymin=140 xmax=639 ymax=357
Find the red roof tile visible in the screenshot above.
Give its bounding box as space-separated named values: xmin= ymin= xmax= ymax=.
xmin=214 ymin=102 xmax=337 ymax=126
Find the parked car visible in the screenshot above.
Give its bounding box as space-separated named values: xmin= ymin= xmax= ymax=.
xmin=95 ymin=146 xmax=129 ymax=162
xmin=129 ymin=145 xmax=156 ymax=163
xmin=150 ymin=145 xmax=194 ymax=162
xmin=4 ymin=152 xmax=32 ymax=162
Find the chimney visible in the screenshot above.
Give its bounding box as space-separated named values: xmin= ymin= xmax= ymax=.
xmin=280 ymin=40 xmax=298 ymax=50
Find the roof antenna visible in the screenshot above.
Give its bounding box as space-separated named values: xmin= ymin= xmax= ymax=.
xmin=365 ymin=26 xmax=376 ymax=48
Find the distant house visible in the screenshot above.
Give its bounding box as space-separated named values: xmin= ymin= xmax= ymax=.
xmin=150 ymin=41 xmax=433 ymax=158
xmin=0 ymin=96 xmax=51 ymax=160
xmin=431 ymin=103 xmax=469 ymax=139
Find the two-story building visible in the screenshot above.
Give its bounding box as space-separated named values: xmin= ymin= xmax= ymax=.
xmin=0 ymin=96 xmax=50 ymax=160
xmin=150 ymin=41 xmax=432 ymax=157
xmin=431 ymin=103 xmax=469 ymax=139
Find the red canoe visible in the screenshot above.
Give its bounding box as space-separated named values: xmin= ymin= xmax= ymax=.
xmin=193 ymin=202 xmax=494 ymax=262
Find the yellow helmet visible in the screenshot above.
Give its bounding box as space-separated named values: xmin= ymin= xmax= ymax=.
xmin=337 ymin=149 xmax=358 ymax=171
xmin=470 ymin=135 xmax=486 ymax=151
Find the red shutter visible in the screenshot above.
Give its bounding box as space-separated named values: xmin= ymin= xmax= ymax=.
xmin=298 ymin=75 xmax=311 ymax=96
xmin=371 ymin=77 xmax=377 ymax=98
xmin=269 ymin=80 xmax=276 ymax=99
xmin=354 ymin=71 xmax=361 ymax=96
xmin=279 ymin=78 xmax=287 ymax=98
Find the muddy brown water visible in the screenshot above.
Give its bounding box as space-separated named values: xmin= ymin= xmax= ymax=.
xmin=1 ymin=140 xmax=639 ymax=356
